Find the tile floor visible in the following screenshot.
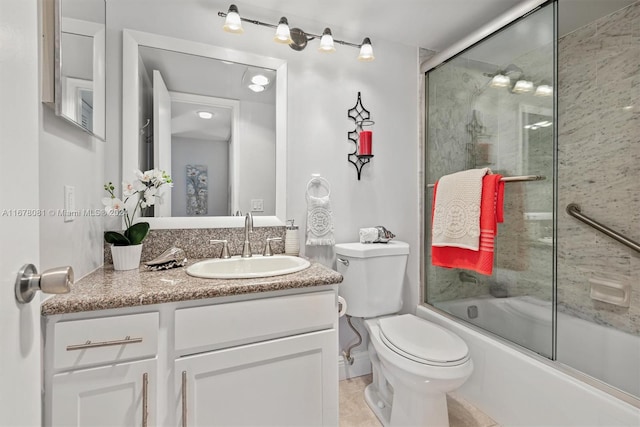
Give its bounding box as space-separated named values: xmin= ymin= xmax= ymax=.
xmin=339 ymin=374 xmax=500 ymax=427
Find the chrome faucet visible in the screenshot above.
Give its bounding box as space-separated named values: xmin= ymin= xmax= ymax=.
xmin=242 ymin=212 xmax=253 ymax=257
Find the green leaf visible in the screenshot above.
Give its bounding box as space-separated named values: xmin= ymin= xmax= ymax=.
xmin=125 ymin=222 xmax=150 ymax=245
xmin=104 ymin=231 xmax=131 ymax=246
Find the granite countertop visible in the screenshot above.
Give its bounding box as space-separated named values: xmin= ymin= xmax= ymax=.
xmin=41 ymin=260 xmax=343 ymax=316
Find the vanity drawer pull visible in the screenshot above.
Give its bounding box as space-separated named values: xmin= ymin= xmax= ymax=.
xmin=66 ymin=336 xmax=143 ymax=351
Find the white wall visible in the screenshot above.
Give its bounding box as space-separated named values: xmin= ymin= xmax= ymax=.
xmin=39 ymin=2 xmax=105 ymax=279
xmin=238 ymin=100 xmax=276 ymax=216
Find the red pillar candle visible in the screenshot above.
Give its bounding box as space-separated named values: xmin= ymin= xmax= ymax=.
xmin=359 ymin=130 xmax=372 ymax=156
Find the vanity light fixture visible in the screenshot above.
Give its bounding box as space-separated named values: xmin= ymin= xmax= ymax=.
xmin=512 ymin=78 xmax=534 ymax=94
xmin=358 ymin=38 xmax=375 ymax=61
xmin=242 ymin=67 xmax=275 ymax=93
xmin=319 ymin=28 xmax=336 ymax=52
xmin=222 ymin=4 xmax=243 ymax=33
xmin=197 ymin=111 xmax=214 ymax=119
xmin=218 ymin=4 xmax=374 ymax=61
xmin=274 ymin=17 xmax=293 ymax=44
xmin=251 ymin=74 xmax=270 ymax=85
xmin=490 ymin=73 xmax=510 ymax=88
xmin=534 ymin=81 xmax=553 ymax=96
xmin=248 ymin=84 xmax=266 ymax=93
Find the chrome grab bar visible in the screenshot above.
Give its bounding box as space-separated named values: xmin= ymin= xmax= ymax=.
xmin=66 ymin=336 xmax=143 ymax=351
xmin=566 ymin=203 xmax=640 ymax=253
xmin=427 ymin=174 xmax=545 ymax=188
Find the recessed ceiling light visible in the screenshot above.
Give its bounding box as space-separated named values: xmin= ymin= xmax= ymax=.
xmin=197 ymin=111 xmax=214 ymax=119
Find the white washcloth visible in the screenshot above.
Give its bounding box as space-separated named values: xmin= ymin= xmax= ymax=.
xmin=359 ymin=227 xmax=379 ymax=243
xmin=432 ymin=168 xmax=490 ymax=250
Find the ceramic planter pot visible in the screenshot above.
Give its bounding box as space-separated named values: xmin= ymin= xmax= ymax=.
xmin=111 ymin=244 xmax=143 ymax=271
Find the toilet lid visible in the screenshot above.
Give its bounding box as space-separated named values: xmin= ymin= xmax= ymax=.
xmin=378 ymin=315 xmax=470 ymax=366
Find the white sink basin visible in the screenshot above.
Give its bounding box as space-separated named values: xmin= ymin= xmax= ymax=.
xmin=186 ymin=255 xmax=311 ymax=279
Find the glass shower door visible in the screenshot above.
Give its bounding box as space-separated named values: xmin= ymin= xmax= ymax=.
xmin=424 ymin=3 xmax=555 ymax=358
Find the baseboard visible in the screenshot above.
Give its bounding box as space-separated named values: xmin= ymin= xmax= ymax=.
xmin=338 ymin=350 xmax=372 ymax=380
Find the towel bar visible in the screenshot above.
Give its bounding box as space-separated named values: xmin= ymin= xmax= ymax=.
xmin=426 ymin=174 xmax=545 ymax=188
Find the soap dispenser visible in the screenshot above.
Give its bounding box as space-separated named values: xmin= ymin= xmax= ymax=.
xmin=285 ymin=219 xmax=300 ymax=256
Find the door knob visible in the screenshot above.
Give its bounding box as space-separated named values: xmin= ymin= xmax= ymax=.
xmin=15 ymin=264 xmax=73 ymax=304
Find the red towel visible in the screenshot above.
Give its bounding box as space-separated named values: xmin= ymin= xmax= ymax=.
xmin=431 ymin=174 xmax=504 ymax=276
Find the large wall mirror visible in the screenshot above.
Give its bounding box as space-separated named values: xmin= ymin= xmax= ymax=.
xmin=43 ymin=0 xmax=106 ymax=140
xmin=122 ymin=30 xmax=287 ymax=228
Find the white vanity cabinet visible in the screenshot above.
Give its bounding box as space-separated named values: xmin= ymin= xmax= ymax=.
xmin=173 ymin=291 xmax=337 ymax=426
xmin=50 ymin=358 xmax=156 ymax=426
xmin=43 ymin=312 xmax=159 ymax=426
xmin=43 ymin=287 xmax=339 ymax=427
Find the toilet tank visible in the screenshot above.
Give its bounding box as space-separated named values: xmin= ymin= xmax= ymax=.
xmin=335 ymin=241 xmax=409 ymax=318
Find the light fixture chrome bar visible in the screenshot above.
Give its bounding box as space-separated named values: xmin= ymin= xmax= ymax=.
xmin=426 ymin=174 xmax=545 ymax=188
xmin=566 ymin=203 xmax=640 ymax=253
xmin=218 ymin=11 xmax=364 ymax=48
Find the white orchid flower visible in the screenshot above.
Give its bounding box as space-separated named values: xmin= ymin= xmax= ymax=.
xmin=102 ymin=197 xmax=125 ymax=215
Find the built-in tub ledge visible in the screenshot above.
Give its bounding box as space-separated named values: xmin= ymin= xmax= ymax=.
xmin=41 ymin=260 xmax=342 ymax=316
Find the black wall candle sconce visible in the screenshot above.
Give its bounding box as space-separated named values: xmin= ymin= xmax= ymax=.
xmin=347 ymin=92 xmax=375 ymax=180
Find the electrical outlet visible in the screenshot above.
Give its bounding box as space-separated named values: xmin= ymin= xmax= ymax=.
xmin=64 ymin=185 xmax=75 ymax=222
xmin=251 ymin=199 xmax=264 ymax=212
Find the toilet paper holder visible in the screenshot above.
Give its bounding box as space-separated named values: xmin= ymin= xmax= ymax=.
xmin=338 ymin=296 xmax=347 ymax=317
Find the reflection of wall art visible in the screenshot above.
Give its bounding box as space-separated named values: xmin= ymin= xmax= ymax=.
xmin=186 ymin=165 xmax=208 ymax=216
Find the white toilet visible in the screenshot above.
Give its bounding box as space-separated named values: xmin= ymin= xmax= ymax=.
xmin=335 ymin=241 xmax=473 ymax=427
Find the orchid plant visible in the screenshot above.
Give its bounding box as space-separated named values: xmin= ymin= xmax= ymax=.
xmin=102 ymin=169 xmax=173 ymax=246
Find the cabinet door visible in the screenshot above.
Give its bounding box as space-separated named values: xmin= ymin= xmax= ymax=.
xmin=51 ymin=359 xmax=156 ymax=427
xmin=175 ymin=329 xmax=337 ymax=427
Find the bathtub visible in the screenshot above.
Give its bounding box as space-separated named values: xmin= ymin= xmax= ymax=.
xmin=417 ymin=297 xmax=640 ymax=426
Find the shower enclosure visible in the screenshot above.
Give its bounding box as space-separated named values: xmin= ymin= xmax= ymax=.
xmin=424 ymin=0 xmax=639 ymax=404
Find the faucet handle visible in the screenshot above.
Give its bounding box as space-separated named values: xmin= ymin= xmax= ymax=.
xmin=262 ymin=237 xmax=283 ymax=256
xmin=210 ymin=239 xmax=231 ymax=259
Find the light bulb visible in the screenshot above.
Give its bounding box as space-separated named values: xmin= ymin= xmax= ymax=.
xmin=319 ymin=28 xmax=335 ymax=53
xmin=512 ymin=79 xmax=534 ymax=93
xmin=248 ymin=84 xmax=265 ymax=93
xmin=223 ymin=5 xmax=243 ymax=34
xmin=251 ymin=74 xmax=270 ymax=85
xmin=274 ymin=17 xmax=292 ymax=44
xmin=490 ymin=74 xmax=510 ymax=88
xmin=534 ymin=84 xmax=553 ymax=96
xmin=358 ymin=37 xmax=374 ymax=61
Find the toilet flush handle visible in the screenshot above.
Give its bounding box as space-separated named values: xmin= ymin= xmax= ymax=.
xmin=337 ymin=258 xmax=349 ymax=267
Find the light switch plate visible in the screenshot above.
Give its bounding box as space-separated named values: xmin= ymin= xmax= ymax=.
xmin=251 ymin=199 xmax=264 ymax=212
xmin=64 ymin=185 xmax=75 ymax=222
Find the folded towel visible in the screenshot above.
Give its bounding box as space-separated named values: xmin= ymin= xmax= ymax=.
xmin=432 ymin=168 xmax=490 ymax=250
xmin=431 ymin=174 xmax=504 ymax=276
xmin=359 ymin=228 xmax=379 ymax=243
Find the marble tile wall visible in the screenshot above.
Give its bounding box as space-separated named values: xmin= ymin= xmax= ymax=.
xmin=557 ymin=1 xmax=640 ymax=335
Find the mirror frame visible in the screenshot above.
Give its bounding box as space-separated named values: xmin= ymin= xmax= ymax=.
xmin=42 ymin=0 xmax=106 ymax=140
xmin=122 ymin=29 xmax=287 ymax=228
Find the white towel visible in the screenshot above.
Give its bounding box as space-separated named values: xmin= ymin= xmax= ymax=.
xmin=432 ymin=168 xmax=490 ymax=250
xmin=306 ymin=193 xmax=335 ymax=246
xmin=359 ymin=227 xmax=379 ymax=243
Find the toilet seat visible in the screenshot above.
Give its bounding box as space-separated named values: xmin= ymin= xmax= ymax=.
xmin=378 ymin=315 xmax=470 ymax=367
